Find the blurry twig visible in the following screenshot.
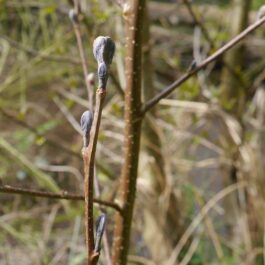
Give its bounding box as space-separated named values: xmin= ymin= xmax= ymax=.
xmin=56 ymin=88 xmax=89 ymax=108
xmin=37 ymin=164 xmax=83 ymax=184
xmin=183 ymin=0 xmax=247 ymax=95
xmin=109 ymin=70 xmax=124 ymax=97
xmin=245 ymin=247 xmax=265 ymax=265
xmin=179 ymin=236 xmax=200 ymax=265
xmin=69 ymin=8 xmax=93 ymax=111
xmin=0 ymin=36 xmax=81 ymax=65
xmin=0 ymin=184 xmax=122 ymax=213
xmin=53 ymin=96 xmax=82 ymax=135
xmin=166 ymin=182 xmax=247 ymax=265
xmin=142 ymin=15 xmax=265 ymax=113
xmin=110 ymin=0 xmax=124 ymax=8
xmin=68 ymin=216 xmax=82 ymax=264
xmin=128 ymin=255 xmax=157 ymax=265
xmin=182 ymin=0 xmax=213 ymax=48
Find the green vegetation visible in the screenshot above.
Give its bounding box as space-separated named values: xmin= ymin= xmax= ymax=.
xmin=1 ymin=0 xmax=265 ymax=264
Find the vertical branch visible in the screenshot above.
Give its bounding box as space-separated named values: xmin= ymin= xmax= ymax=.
xmin=82 ymin=36 xmax=115 ymax=265
xmin=82 ymin=88 xmax=106 ymax=264
xmin=112 ymin=1 xmax=146 ymax=264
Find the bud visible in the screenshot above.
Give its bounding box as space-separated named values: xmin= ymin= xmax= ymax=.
xmin=80 ymin=110 xmax=93 ymax=147
xmin=93 ymin=36 xmax=115 ymax=89
xmin=69 ymin=9 xmax=78 ymax=24
xmin=97 ymin=62 xmax=108 ymax=89
xmin=93 ymin=36 xmax=115 ymax=65
xmin=257 ymin=5 xmax=265 ymax=21
xmin=94 ymin=214 xmax=106 ymax=252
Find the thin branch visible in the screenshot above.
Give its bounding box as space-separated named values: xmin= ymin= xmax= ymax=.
xmin=53 ymin=96 xmax=82 ymax=135
xmin=0 ymin=184 xmax=122 ymax=213
xmin=142 ymin=15 xmax=265 ymax=114
xmin=166 ymin=182 xmax=247 ymax=265
xmin=70 ymin=9 xmax=93 ymax=111
xmin=0 ymin=36 xmax=81 ymax=65
xmin=82 ymin=88 xmax=106 ymax=264
xmin=181 ymin=0 xmax=247 ymax=94
xmin=109 ymin=70 xmax=125 ymax=97
xmin=182 ymin=0 xmax=213 ymax=48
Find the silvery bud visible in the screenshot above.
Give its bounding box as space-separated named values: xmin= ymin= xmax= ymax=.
xmin=257 ymin=5 xmax=265 ymax=21
xmin=86 ymin=73 xmax=95 ymax=86
xmin=68 ymin=9 xmax=78 ymax=24
xmin=94 ymin=214 xmax=106 ymax=253
xmin=93 ymin=36 xmax=115 ymax=89
xmin=97 ymin=62 xmax=108 ymax=89
xmin=80 ymin=110 xmax=93 ymax=147
xmin=93 ymin=36 xmax=115 ymax=65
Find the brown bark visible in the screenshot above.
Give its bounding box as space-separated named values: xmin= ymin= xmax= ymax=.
xmin=112 ymin=1 xmax=145 ymax=264
xmin=82 ymin=88 xmax=106 ymax=264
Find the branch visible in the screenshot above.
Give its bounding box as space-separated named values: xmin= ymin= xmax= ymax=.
xmin=183 ymin=0 xmax=247 ymax=91
xmin=69 ymin=9 xmax=94 ymax=111
xmin=142 ymin=15 xmax=265 ymax=114
xmin=112 ymin=1 xmax=145 ymax=264
xmin=182 ymin=0 xmax=213 ymax=48
xmin=0 ymin=184 xmax=122 ymax=212
xmin=82 ymin=88 xmax=106 ymax=264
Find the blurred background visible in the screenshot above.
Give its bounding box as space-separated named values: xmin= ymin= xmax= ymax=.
xmin=0 ymin=0 xmax=265 ymax=264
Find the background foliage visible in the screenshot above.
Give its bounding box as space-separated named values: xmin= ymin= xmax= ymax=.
xmin=0 ymin=0 xmax=265 ymax=264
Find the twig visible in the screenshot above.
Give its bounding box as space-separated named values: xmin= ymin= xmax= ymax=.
xmin=82 ymin=88 xmax=106 ymax=265
xmin=0 ymin=36 xmax=81 ymax=65
xmin=142 ymin=15 xmax=265 ymax=114
xmin=0 ymin=184 xmax=122 ymax=212
xmin=69 ymin=9 xmax=94 ymax=111
xmin=182 ymin=0 xmax=213 ymax=48
xmin=179 ymin=236 xmax=200 ymax=265
xmin=53 ymin=96 xmax=82 ymax=135
xmin=128 ymin=255 xmax=158 ymax=265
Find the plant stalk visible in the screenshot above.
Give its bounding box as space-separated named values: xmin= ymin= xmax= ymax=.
xmin=82 ymin=88 xmax=106 ymax=264
xmin=112 ymin=1 xmax=146 ymax=264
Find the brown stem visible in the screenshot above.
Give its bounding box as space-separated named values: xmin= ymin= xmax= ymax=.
xmin=142 ymin=15 xmax=265 ymax=114
xmin=0 ymin=184 xmax=122 ymax=212
xmin=112 ymin=1 xmax=145 ymax=264
xmin=82 ymin=88 xmax=106 ymax=264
